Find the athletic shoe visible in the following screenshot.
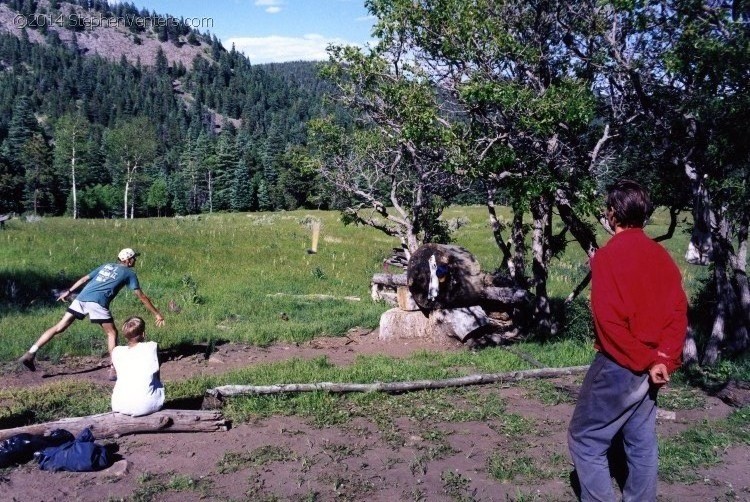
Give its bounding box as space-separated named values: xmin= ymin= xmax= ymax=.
xmin=19 ymin=352 xmax=36 ymax=372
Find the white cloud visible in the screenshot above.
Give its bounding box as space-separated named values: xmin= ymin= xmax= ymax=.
xmin=254 ymin=0 xmax=284 ymax=12
xmin=226 ymin=34 xmax=357 ymax=64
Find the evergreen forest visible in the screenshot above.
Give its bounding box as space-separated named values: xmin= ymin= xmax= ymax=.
xmin=0 ymin=0 xmax=343 ymax=218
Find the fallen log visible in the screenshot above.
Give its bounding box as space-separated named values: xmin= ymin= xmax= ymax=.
xmin=0 ymin=410 xmax=229 ymax=441
xmin=206 ymin=365 xmax=590 ymax=400
xmin=266 ymin=293 xmax=361 ymax=302
xmin=371 ymin=273 xmax=409 ymax=288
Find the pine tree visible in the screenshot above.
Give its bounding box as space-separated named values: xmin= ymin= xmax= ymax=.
xmin=3 ymin=97 xmax=39 ymax=164
xmin=255 ymin=176 xmax=273 ymax=211
xmin=155 ymin=46 xmax=169 ymax=74
xmin=22 ymin=133 xmax=56 ymax=215
xmin=0 ymin=153 xmax=24 ymax=214
xmin=230 ymin=160 xmax=253 ymax=211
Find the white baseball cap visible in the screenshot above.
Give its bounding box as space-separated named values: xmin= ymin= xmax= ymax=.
xmin=118 ymin=248 xmax=140 ymax=261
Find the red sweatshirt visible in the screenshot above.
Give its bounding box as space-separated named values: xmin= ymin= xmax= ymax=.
xmin=590 ymin=228 xmax=688 ymax=374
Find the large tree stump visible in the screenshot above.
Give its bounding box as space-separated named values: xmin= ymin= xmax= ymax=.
xmin=0 ymin=410 xmax=229 ymax=441
xmin=378 ymin=307 xmax=483 ymax=343
xmin=407 ymin=243 xmax=530 ymax=310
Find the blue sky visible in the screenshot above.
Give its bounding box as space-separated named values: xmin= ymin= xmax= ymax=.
xmin=130 ymin=0 xmax=376 ymax=64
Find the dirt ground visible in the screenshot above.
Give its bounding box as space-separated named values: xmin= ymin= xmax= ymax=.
xmin=1 ymin=330 xmax=748 ymax=502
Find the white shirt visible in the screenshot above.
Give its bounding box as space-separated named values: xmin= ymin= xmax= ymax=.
xmin=111 ymin=341 xmax=165 ymax=416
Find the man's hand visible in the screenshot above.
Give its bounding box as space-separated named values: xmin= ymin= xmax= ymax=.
xmin=57 ymin=290 xmax=71 ymax=302
xmin=649 ymin=363 xmax=670 ymax=386
xmin=155 ymin=314 xmax=165 ymax=327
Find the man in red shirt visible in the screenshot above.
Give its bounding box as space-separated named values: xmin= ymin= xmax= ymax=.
xmin=568 ymin=180 xmax=688 ymax=501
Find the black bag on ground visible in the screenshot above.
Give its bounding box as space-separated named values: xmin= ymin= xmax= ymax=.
xmin=37 ymin=428 xmax=111 ymax=472
xmin=0 ymin=429 xmax=74 ymax=467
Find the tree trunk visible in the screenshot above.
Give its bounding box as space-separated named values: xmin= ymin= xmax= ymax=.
xmin=0 ymin=410 xmax=229 ymax=442
xmin=730 ymin=214 xmax=750 ymax=336
xmin=703 ymin=213 xmax=732 ymax=366
xmin=555 ymin=188 xmax=599 ymax=258
xmin=71 ymin=146 xmax=78 ymax=219
xmin=685 ymin=169 xmax=714 ymax=265
xmin=123 ymin=177 xmax=130 ymax=220
xmin=486 ymin=186 xmax=512 ymax=273
xmin=511 ymin=208 xmax=527 ymax=285
xmin=206 ymin=365 xmax=591 ymax=399
xmin=682 ymin=324 xmax=699 ymax=367
xmin=531 ymin=195 xmax=555 ymax=335
xmin=704 ymin=212 xmax=749 ymax=364
xmin=130 ymin=179 xmax=136 ymax=219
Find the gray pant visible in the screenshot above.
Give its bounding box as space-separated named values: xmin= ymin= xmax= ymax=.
xmin=568 ymin=353 xmax=658 ymax=501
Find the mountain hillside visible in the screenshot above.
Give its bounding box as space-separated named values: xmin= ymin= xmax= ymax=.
xmin=0 ymin=0 xmax=346 ymax=218
xmin=0 ymin=0 xmax=215 ymax=67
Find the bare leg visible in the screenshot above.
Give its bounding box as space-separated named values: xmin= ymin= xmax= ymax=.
xmin=101 ymin=322 xmax=118 ymax=381
xmin=33 ymin=312 xmax=77 ymax=350
xmin=19 ymin=313 xmax=77 ymax=371
xmin=101 ymin=322 xmax=118 ymax=355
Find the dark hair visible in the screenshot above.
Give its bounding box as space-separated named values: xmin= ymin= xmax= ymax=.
xmin=122 ymin=316 xmax=146 ymax=341
xmin=606 ymin=179 xmax=653 ymax=228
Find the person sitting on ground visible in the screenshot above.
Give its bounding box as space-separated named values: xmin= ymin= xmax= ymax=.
xmin=111 ymin=316 xmax=165 ymax=417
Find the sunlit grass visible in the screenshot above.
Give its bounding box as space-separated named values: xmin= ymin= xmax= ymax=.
xmin=0 ymin=207 xmax=708 ymax=362
xmin=0 ymin=211 xmax=389 ymax=360
xmin=659 ymin=407 xmax=750 ymax=483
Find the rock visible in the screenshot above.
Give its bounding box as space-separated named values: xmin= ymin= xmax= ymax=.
xmin=105 ymin=460 xmax=130 ymax=476
xmin=656 ymin=409 xmax=676 ymax=421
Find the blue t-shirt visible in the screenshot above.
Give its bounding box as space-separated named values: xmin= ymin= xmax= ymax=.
xmin=76 ymin=263 xmax=140 ymax=308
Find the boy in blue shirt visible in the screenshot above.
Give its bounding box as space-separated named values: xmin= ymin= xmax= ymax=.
xmin=19 ymin=248 xmax=165 ymax=375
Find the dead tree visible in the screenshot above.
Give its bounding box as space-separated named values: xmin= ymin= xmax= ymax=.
xmin=406 ymin=243 xmax=531 ymax=310
xmin=0 ymin=410 xmax=229 ymax=442
xmin=206 ymin=365 xmax=590 ymax=400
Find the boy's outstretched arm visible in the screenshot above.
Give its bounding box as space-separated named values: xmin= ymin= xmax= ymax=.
xmin=134 ymin=289 xmax=165 ymax=327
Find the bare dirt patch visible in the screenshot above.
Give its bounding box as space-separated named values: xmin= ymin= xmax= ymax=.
xmin=1 ymin=330 xmax=747 ymax=501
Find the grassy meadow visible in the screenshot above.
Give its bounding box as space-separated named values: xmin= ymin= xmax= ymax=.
xmin=0 ymin=206 xmax=708 ymax=363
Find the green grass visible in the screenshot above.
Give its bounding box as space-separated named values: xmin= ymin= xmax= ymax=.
xmin=0 ymin=211 xmax=391 ymax=360
xmin=0 ymin=344 xmax=588 ymax=428
xmin=0 ymin=380 xmax=111 ymax=428
xmin=0 ymin=206 xmax=709 ymax=363
xmin=659 ymin=407 xmax=750 ymax=483
xmin=217 ymin=445 xmax=296 ymax=474
xmin=130 ymin=471 xmax=207 ymax=502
